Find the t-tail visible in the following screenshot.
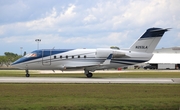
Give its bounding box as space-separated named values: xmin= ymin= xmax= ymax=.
xmin=130 ymin=28 xmax=168 ymax=53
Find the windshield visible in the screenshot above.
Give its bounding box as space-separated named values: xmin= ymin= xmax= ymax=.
xmin=24 ymin=53 xmax=37 ymax=57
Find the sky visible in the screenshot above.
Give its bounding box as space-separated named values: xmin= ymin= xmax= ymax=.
xmin=0 ymin=0 xmax=180 ymax=55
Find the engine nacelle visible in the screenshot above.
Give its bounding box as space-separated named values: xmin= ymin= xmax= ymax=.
xmin=112 ymin=50 xmax=125 ymax=58
xmin=96 ymin=48 xmax=125 ymax=58
xmin=96 ymin=48 xmax=112 ymax=58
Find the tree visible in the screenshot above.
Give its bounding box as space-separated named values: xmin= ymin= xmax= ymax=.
xmin=3 ymin=56 xmax=11 ymax=67
xmin=0 ymin=56 xmax=6 ymax=67
xmin=0 ymin=52 xmax=22 ymax=67
xmin=4 ymin=52 xmax=20 ymax=62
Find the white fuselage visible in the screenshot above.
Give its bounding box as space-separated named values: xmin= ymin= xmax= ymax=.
xmin=12 ymin=48 xmax=153 ymax=71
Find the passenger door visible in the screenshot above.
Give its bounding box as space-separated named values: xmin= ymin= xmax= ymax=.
xmin=42 ymin=50 xmax=51 ymax=65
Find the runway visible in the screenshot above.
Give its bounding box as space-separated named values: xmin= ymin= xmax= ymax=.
xmin=0 ymin=77 xmax=180 ymax=83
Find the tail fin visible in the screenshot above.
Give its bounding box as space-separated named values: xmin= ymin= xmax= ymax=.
xmin=130 ymin=28 xmax=168 ymax=53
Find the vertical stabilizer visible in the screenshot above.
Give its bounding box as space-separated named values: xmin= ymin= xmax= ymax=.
xmin=129 ymin=28 xmax=168 ymax=53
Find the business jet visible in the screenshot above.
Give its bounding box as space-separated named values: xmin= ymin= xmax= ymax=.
xmin=12 ymin=28 xmax=168 ymax=78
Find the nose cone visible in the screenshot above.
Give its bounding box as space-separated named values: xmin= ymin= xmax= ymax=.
xmin=11 ymin=63 xmax=18 ymax=69
xmin=11 ymin=58 xmax=26 ymax=69
xmin=11 ymin=57 xmax=22 ymax=65
xmin=11 ymin=60 xmax=19 ymax=66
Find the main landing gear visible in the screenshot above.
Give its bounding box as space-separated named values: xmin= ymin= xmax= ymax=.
xmin=84 ymin=70 xmax=93 ymax=78
xmin=25 ymin=69 xmax=30 ymax=77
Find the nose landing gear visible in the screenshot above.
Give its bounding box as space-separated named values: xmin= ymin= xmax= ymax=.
xmin=25 ymin=69 xmax=30 ymax=77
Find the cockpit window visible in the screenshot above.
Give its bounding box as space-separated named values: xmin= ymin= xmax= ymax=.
xmin=24 ymin=53 xmax=37 ymax=57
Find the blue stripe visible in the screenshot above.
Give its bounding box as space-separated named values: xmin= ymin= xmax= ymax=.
xmin=112 ymin=59 xmax=147 ymax=63
xmin=12 ymin=49 xmax=73 ymax=65
xmin=140 ymin=28 xmax=167 ymax=38
xmin=41 ymin=49 xmax=73 ymax=57
xmin=111 ymin=59 xmax=147 ymax=65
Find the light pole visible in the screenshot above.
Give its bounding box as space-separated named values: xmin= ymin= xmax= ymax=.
xmin=20 ymin=47 xmax=23 ymax=56
xmin=35 ymin=39 xmax=41 ymax=49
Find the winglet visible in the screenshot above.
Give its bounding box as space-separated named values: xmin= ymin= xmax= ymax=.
xmin=101 ymin=54 xmax=113 ymax=65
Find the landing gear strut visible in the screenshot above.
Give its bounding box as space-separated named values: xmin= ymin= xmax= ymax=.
xmin=25 ymin=69 xmax=30 ymax=77
xmin=84 ymin=70 xmax=93 ymax=78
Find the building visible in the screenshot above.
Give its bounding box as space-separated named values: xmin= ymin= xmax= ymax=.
xmin=147 ymin=47 xmax=180 ymax=69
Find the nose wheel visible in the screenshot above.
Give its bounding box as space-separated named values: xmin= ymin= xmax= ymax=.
xmin=25 ymin=70 xmax=30 ymax=77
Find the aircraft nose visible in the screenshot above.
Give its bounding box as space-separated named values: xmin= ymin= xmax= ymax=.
xmin=11 ymin=62 xmax=19 ymax=68
xmin=11 ymin=58 xmax=25 ymax=69
xmin=11 ymin=62 xmax=25 ymax=69
xmin=11 ymin=60 xmax=20 ymax=66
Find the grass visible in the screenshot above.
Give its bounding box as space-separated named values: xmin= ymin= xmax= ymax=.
xmin=0 ymin=70 xmax=180 ymax=109
xmin=0 ymin=70 xmax=180 ymax=78
xmin=0 ymin=84 xmax=179 ymax=110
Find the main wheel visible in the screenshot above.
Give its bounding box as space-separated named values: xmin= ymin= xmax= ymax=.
xmin=86 ymin=73 xmax=93 ymax=78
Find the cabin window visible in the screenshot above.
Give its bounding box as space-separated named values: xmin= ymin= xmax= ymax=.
xmin=84 ymin=55 xmax=86 ymax=58
xmin=66 ymin=55 xmax=68 ymax=59
xmin=54 ymin=56 xmax=56 ymax=59
xmin=72 ymin=56 xmax=74 ymax=58
xmin=60 ymin=56 xmax=62 ymax=58
xmin=78 ymin=55 xmax=80 ymax=58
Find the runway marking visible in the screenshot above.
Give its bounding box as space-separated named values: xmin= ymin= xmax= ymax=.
xmin=0 ymin=77 xmax=179 ymax=84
